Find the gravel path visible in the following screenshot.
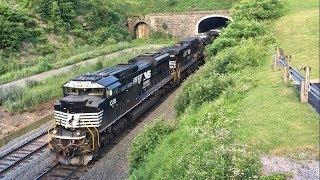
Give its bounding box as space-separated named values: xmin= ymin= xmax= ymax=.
xmin=261 ymin=156 xmax=319 ymax=179
xmin=0 ymin=44 xmax=163 ymax=89
xmin=80 ymin=87 xmax=181 ymax=180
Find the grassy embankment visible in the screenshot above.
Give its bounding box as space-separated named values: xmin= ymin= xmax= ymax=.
xmin=235 ymin=0 xmax=319 ymax=158
xmin=130 ymin=0 xmax=318 ymax=179
xmin=129 ymin=0 xmax=296 ymax=179
xmin=112 ymin=0 xmax=238 ymax=15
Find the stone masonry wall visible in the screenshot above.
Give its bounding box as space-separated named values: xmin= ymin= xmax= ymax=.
xmin=128 ymin=10 xmax=231 ymax=38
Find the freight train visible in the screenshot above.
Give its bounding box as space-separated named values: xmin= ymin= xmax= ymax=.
xmin=49 ymin=30 xmax=218 ymax=165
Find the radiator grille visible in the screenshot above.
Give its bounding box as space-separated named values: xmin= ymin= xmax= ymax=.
xmin=54 ymin=110 xmax=103 ymax=128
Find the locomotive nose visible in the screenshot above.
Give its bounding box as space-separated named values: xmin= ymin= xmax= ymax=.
xmin=60 ymin=95 xmax=89 ymax=110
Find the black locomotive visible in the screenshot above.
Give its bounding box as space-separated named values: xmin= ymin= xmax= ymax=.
xmin=49 ymin=31 xmax=218 ymax=165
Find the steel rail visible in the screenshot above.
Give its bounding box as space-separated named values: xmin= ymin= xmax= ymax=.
xmin=0 ymin=130 xmax=50 ymax=175
xmin=35 ymin=162 xmax=81 ymax=180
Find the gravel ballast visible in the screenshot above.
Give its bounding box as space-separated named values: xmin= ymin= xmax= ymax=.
xmin=80 ymin=88 xmax=181 ymax=180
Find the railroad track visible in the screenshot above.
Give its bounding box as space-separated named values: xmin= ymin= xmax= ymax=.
xmin=35 ymin=162 xmax=81 ymax=180
xmin=0 ymin=130 xmax=50 ymax=177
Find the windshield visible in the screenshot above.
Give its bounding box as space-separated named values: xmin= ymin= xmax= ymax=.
xmin=64 ymin=87 xmax=105 ymax=96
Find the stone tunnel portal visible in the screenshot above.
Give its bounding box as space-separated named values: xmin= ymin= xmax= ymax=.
xmin=197 ymin=16 xmax=231 ymax=33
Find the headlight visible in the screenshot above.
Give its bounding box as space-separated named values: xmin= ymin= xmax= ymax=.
xmin=76 ymin=131 xmax=81 ymax=136
xmin=52 ymin=129 xmax=57 ymax=134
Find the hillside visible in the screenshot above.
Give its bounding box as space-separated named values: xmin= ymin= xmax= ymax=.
xmin=111 ymin=0 xmax=238 ymax=15
xmin=0 ymin=0 xmax=129 ymax=81
xmin=236 ymin=0 xmax=319 ymax=156
xmin=129 ymin=0 xmax=319 ymax=179
xmin=0 ymin=0 xmax=239 ymax=84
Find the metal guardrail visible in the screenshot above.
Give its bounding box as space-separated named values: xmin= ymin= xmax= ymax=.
xmin=276 ymin=48 xmax=319 ymax=113
xmin=310 ymin=83 xmax=320 ymax=99
xmin=289 ymin=67 xmax=304 ymax=85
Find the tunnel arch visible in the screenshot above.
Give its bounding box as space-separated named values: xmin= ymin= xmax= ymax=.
xmin=134 ymin=22 xmax=150 ymax=38
xmin=196 ymin=15 xmax=232 ymax=34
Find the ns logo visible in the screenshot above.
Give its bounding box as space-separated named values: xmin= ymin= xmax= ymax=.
xmin=133 ymin=70 xmax=151 ymax=85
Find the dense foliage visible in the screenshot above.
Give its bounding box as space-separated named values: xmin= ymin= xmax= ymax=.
xmin=112 ymin=0 xmax=238 ymax=15
xmin=0 ymin=0 xmax=130 ymax=77
xmin=130 ymin=120 xmax=175 ymax=172
xmin=129 ymin=0 xmax=286 ymax=179
xmin=28 ymin=0 xmax=129 ymax=43
xmin=175 ymin=68 xmax=232 ymax=115
xmin=0 ymin=2 xmax=44 ymax=75
xmin=0 ymin=3 xmax=43 ymax=52
xmin=233 ymin=0 xmax=286 ymax=21
xmin=206 ymin=20 xmax=269 ymax=56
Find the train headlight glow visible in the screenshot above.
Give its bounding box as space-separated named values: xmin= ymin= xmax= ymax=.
xmin=53 ymin=129 xmax=57 ymax=134
xmin=76 ymin=131 xmax=81 ymax=136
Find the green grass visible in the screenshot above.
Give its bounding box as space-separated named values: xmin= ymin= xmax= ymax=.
xmin=274 ymin=8 xmax=319 ymax=78
xmin=235 ymin=64 xmax=319 ymax=158
xmin=113 ymin=0 xmax=238 ymax=15
xmin=287 ymin=0 xmax=319 ymax=12
xmin=232 ymin=0 xmax=319 ymax=159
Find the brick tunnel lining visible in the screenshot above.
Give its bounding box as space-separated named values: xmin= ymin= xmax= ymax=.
xmin=198 ymin=17 xmax=230 ymax=33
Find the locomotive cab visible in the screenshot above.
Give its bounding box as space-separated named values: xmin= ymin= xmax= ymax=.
xmin=50 ymin=79 xmax=115 ymax=165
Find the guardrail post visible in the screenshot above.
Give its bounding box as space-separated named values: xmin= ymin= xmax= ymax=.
xmin=300 ymin=67 xmax=311 ymax=103
xmin=283 ymin=55 xmax=290 ymax=83
xmin=274 ymin=48 xmax=279 ymax=71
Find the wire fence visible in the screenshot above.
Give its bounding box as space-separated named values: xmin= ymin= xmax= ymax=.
xmin=274 ymin=48 xmax=319 ymax=114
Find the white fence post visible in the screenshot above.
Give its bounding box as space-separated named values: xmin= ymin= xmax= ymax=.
xmin=300 ymin=67 xmax=311 ymax=103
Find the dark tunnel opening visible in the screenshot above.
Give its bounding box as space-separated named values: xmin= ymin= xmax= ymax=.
xmin=198 ymin=17 xmax=230 ymax=33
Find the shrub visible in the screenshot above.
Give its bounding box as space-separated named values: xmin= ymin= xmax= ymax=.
xmin=29 ymin=0 xmax=130 ymax=42
xmin=207 ymin=20 xmax=268 ymax=55
xmin=95 ymin=60 xmax=103 ymax=70
xmin=212 ymin=38 xmax=268 ymax=74
xmin=233 ymin=0 xmax=285 ymax=21
xmin=129 ymin=0 xmax=285 ymax=179
xmin=206 ymin=37 xmax=238 ymax=56
xmin=167 ymin=0 xmax=178 ymax=7
xmin=0 ymin=85 xmax=25 ymax=106
xmin=37 ymin=60 xmax=53 ymax=72
xmin=220 ymin=20 xmax=268 ymax=39
xmin=129 ymin=120 xmax=175 ymax=173
xmin=175 ymin=69 xmax=232 ymax=115
xmin=0 ymin=3 xmax=43 ymax=52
